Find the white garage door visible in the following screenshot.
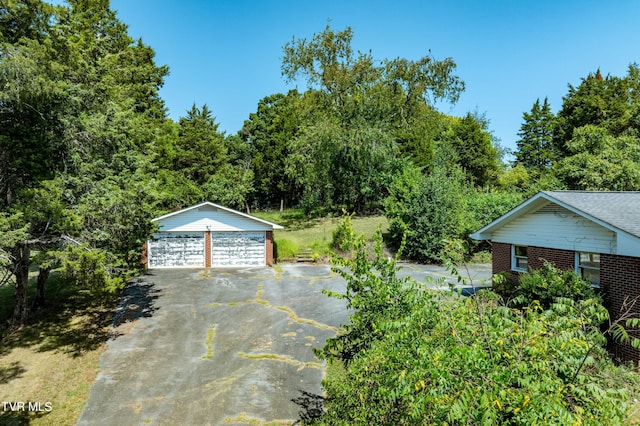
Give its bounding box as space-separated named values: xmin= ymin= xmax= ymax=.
xmin=148 ymin=232 xmax=205 ymax=268
xmin=211 ymin=231 xmax=265 ymax=267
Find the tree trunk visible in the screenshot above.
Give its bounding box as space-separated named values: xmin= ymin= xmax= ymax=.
xmin=33 ymin=267 xmax=50 ymax=309
xmin=12 ymin=242 xmax=31 ymax=327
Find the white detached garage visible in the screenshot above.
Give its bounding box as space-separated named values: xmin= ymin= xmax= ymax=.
xmin=146 ymin=202 xmax=283 ymax=268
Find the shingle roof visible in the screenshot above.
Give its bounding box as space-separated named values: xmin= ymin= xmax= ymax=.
xmin=543 ymin=191 xmax=640 ymax=238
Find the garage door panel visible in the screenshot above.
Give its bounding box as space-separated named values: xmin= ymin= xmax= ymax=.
xmin=211 ymin=232 xmax=265 ymax=267
xmin=149 ymin=232 xmax=205 ymax=268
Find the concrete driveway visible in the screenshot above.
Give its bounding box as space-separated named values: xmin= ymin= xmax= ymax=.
xmin=78 ymin=263 xmax=491 ymax=425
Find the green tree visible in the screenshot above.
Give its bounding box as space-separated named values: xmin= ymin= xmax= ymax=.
xmin=0 ymin=0 xmax=171 ymax=324
xmin=280 ymin=24 xmax=466 ymax=212
xmin=173 ymin=104 xmax=227 ymax=185
xmin=556 ymin=125 xmax=640 ymax=190
xmin=514 ymin=97 xmax=555 ymax=171
xmin=385 ymin=165 xmax=468 ymax=263
xmin=287 ymin=119 xmax=401 ymax=213
xmin=239 ymin=90 xmax=302 ymax=208
xmin=444 ymin=112 xmax=499 ymax=187
xmin=553 ymin=66 xmax=640 ymax=158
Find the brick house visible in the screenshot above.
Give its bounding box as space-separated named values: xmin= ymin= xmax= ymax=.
xmin=470 ymin=191 xmax=640 ymax=366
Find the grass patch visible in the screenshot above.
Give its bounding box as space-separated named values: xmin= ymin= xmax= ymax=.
xmin=223 ymin=412 xmax=293 ymax=425
xmin=254 ymin=209 xmax=389 ymax=261
xmin=0 ymin=273 xmax=118 ymax=425
xmin=273 ymin=305 xmax=337 ymax=332
xmin=201 ymin=325 xmax=215 ymax=359
xmin=237 ymin=352 xmax=322 ymax=370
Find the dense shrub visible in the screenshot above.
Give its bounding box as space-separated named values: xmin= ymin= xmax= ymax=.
xmin=309 ymin=226 xmax=640 ymax=425
xmin=495 ymin=262 xmax=598 ymax=308
xmin=385 ymin=167 xmax=522 ymax=263
xmin=385 ymin=166 xmax=467 ymax=263
xmin=273 ymin=238 xmax=298 ymax=260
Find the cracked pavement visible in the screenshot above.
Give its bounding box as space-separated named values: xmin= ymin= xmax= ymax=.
xmin=77 ymin=265 xmax=350 ymax=425
xmin=77 ymin=263 xmax=491 ymax=425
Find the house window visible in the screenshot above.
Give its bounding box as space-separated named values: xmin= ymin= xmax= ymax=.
xmin=512 ymin=245 xmax=528 ymax=272
xmin=576 ymin=252 xmax=600 ymax=288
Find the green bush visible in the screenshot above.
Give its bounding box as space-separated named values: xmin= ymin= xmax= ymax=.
xmin=385 ymin=166 xmax=468 ymax=263
xmin=496 ymin=262 xmax=598 ymax=308
xmin=61 ymin=245 xmax=124 ymax=294
xmin=331 ymin=210 xmax=355 ymax=252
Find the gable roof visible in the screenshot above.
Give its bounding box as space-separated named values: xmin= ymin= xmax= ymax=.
xmin=543 ymin=191 xmax=640 ymax=238
xmin=470 ymin=191 xmax=640 ymax=241
xmin=152 ymin=201 xmax=283 ymax=229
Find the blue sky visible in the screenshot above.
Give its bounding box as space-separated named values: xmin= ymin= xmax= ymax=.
xmin=53 ymin=1 xmax=640 ymax=153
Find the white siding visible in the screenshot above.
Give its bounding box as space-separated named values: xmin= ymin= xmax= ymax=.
xmin=492 ymin=204 xmax=617 ymax=254
xmin=211 ymin=231 xmax=265 ymax=267
xmin=157 ymin=204 xmax=272 ymax=232
xmin=148 ymin=232 xmax=205 ymax=268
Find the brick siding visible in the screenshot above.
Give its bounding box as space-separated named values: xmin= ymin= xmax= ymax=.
xmin=492 ymin=242 xmax=512 ymax=276
xmin=266 ymin=230 xmax=274 ymax=266
xmin=601 ymin=254 xmax=640 ymax=367
xmin=492 ymin=244 xmax=640 ymax=367
xmin=204 ymin=231 xmax=211 ymax=268
xmin=527 ymin=246 xmax=575 ymax=271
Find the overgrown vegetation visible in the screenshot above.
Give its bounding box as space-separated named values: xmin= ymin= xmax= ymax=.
xmin=4 ymin=1 xmax=639 ymax=325
xmin=2 ymin=2 xmax=640 ymax=422
xmin=307 ymin=220 xmax=640 ymax=425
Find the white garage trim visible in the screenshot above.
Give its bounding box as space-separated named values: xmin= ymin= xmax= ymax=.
xmin=211 ymin=231 xmax=266 ymax=267
xmin=148 ymin=232 xmax=205 ymax=268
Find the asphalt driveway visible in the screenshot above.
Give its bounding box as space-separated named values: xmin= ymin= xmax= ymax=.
xmin=77 ymin=265 xmax=350 ymax=425
xmin=78 ymin=263 xmax=492 ymax=425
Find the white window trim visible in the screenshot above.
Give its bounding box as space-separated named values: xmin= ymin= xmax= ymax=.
xmin=511 ymin=245 xmax=528 ymax=272
xmin=575 ymin=252 xmax=601 ymax=288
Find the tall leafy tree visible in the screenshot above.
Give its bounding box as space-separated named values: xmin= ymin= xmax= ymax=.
xmin=556 ymin=125 xmax=640 ymax=190
xmin=239 ymin=90 xmax=302 ymax=208
xmin=514 ymin=97 xmax=555 ymax=171
xmin=0 ymin=0 xmax=171 ymax=324
xmin=553 ymin=66 xmax=640 ymax=158
xmin=444 ymin=113 xmax=499 ymax=187
xmin=280 ymin=24 xmax=465 ymax=212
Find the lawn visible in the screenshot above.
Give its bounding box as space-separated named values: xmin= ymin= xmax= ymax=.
xmin=0 ymin=274 xmax=117 ymax=425
xmin=253 ymin=209 xmax=389 ymax=260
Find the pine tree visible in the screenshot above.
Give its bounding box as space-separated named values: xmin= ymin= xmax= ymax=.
xmin=514 ymin=97 xmax=555 ymax=171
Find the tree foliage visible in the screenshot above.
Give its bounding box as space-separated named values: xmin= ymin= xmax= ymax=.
xmin=386 ymin=165 xmax=468 ymax=263
xmin=555 ymin=125 xmax=640 ymax=190
xmin=514 ymin=97 xmax=555 ymax=171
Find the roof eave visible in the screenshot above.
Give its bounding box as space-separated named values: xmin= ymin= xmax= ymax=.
xmin=151 ymin=201 xmax=284 ymax=230
xmin=469 ymin=192 xmax=554 ymax=240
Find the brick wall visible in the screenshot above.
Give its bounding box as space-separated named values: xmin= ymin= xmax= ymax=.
xmin=204 ymin=231 xmax=211 ymax=268
xmin=528 ymin=246 xmax=575 ymax=271
xmin=601 ymin=254 xmax=640 ymax=367
xmin=141 ymin=241 xmax=148 ymax=268
xmin=492 ymin=242 xmax=512 ymax=276
xmin=491 ymin=244 xmax=640 ymax=367
xmin=266 ymin=231 xmax=274 ymax=266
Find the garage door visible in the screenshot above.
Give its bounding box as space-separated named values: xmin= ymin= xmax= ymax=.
xmin=148 ymin=232 xmax=205 ymax=268
xmin=211 ymin=231 xmax=265 ymax=267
